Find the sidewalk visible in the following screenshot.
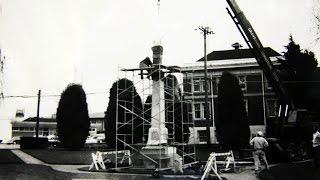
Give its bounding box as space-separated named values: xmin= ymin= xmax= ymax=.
xmin=222 ymin=166 xmax=259 ymax=180
xmin=0 ymin=144 xmax=20 ymax=149
xmin=11 ymin=149 xmax=44 ymax=164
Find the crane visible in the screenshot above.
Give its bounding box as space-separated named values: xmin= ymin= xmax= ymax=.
xmin=225 ymin=0 xmax=295 ymax=120
xmin=225 ymin=0 xmax=318 ymax=161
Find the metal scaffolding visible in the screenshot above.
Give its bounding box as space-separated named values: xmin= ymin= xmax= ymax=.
xmin=113 ymin=64 xmax=197 ymax=170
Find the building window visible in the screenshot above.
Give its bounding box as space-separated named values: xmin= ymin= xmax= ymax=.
xmin=43 ymin=128 xmax=49 ymax=136
xmin=266 ymin=99 xmax=277 ymax=117
xmin=12 ymin=127 xmax=19 ymax=131
xmin=194 ymin=103 xmax=201 ymax=119
xmin=202 ymin=102 xmax=211 ymax=119
xmin=238 ymin=75 xmax=247 ymax=91
xmin=193 ymin=79 xmax=201 ymax=92
xmin=193 ymin=78 xmax=210 ymax=92
xmin=193 ymin=102 xmax=211 ymax=120
xmin=24 ymin=127 xmax=34 ymax=132
xmin=198 ymin=130 xmax=207 ymax=142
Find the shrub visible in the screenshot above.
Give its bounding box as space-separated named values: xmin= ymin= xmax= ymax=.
xmin=20 ymin=137 xmax=48 ymax=149
xmin=56 ymin=84 xmax=90 ymax=150
xmin=104 ymin=79 xmax=143 ymax=149
xmin=216 ymin=71 xmax=250 ymax=150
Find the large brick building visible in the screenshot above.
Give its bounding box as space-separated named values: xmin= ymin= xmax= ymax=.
xmin=182 ymin=47 xmax=281 ymax=144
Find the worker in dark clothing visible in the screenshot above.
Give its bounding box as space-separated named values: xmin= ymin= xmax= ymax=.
xmin=250 ymin=131 xmax=269 ymax=174
xmin=313 ymin=129 xmax=320 ymax=168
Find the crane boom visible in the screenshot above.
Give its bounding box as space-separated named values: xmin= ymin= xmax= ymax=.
xmin=225 ymin=0 xmax=294 ymax=109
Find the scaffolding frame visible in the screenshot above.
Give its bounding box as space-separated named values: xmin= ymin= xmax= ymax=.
xmin=114 ymin=64 xmax=197 ymax=170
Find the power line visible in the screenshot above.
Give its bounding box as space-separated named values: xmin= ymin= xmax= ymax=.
xmin=4 ymin=95 xmax=37 ymax=98
xmin=2 ymin=79 xmax=320 ymax=100
xmin=2 ymin=91 xmax=108 ymax=99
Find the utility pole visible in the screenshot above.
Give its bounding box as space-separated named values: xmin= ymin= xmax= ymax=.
xmin=36 ymin=90 xmax=41 ymax=140
xmin=197 ymin=26 xmax=214 ymax=145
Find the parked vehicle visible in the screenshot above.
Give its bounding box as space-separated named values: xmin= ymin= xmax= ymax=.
xmin=6 ymin=137 xmax=20 ymax=144
xmin=85 ymin=134 xmax=105 ymax=144
xmin=47 ymin=135 xmax=60 ymax=146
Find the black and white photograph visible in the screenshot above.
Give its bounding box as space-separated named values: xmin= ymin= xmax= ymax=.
xmin=0 ymin=0 xmax=320 ymax=179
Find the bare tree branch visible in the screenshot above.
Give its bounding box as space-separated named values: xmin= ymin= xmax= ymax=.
xmin=313 ymin=0 xmax=320 ymax=42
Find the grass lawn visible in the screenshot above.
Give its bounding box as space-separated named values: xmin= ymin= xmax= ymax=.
xmin=0 ymin=164 xmax=72 ymax=180
xmin=22 ymin=145 xmax=250 ymax=165
xmin=22 ymin=149 xmax=96 ymax=165
xmin=0 ymin=149 xmax=24 ymax=164
xmin=21 ymin=145 xmax=216 ymax=165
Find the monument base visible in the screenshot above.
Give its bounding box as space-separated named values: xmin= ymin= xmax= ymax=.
xmin=133 ymin=145 xmax=182 ymax=171
xmin=146 ymin=127 xmax=168 ymax=145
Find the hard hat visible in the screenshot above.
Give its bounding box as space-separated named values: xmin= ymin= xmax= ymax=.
xmin=257 ymin=131 xmax=264 ymax=136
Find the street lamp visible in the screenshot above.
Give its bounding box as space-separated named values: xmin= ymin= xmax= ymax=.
xmin=196 ymin=26 xmax=214 ymax=145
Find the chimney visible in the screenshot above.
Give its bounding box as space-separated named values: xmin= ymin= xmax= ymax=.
xmin=15 ymin=109 xmax=24 ymax=118
xmin=232 ymin=42 xmax=242 ymax=50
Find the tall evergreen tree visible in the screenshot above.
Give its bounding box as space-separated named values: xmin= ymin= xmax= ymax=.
xmin=216 ymin=71 xmax=250 ymax=150
xmin=56 ymin=84 xmax=90 ymax=150
xmin=281 ymin=36 xmax=318 ymax=108
xmin=281 ymin=36 xmax=320 ymax=140
xmin=104 ymin=78 xmax=143 ymax=149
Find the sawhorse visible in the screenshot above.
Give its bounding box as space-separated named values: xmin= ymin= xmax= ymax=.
xmin=201 ymin=150 xmax=235 ymax=180
xmin=89 ymin=150 xmax=131 ymax=170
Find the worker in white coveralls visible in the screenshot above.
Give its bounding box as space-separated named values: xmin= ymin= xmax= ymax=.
xmin=250 ymin=131 xmax=270 ymax=174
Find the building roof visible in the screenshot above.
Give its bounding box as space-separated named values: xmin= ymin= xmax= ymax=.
xmin=23 ymin=117 xmax=56 ymax=123
xmin=197 ymin=47 xmax=281 ymax=62
xmin=21 ymin=113 xmax=105 ymax=123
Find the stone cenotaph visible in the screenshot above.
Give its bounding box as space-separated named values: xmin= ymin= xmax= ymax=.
xmin=138 ymin=45 xmax=180 ymax=170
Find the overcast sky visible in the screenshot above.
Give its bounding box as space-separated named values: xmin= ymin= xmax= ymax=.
xmin=0 ymin=0 xmax=319 ymax=141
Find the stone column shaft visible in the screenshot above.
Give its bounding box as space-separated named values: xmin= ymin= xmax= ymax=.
xmin=146 ymin=45 xmax=168 ymax=145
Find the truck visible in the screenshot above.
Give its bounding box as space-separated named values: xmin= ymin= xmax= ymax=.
xmin=225 ymin=0 xmax=318 ymax=161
